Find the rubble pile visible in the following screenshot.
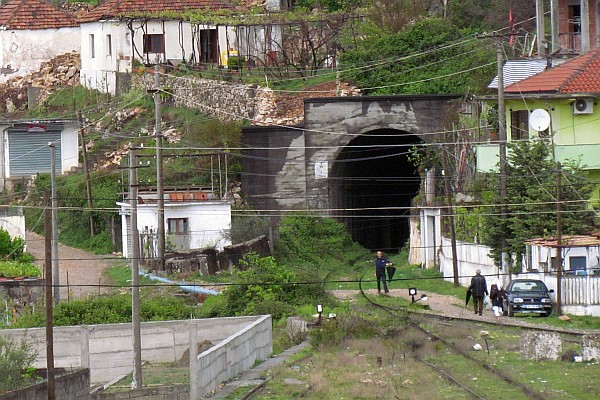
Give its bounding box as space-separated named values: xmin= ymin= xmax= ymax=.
xmin=253 ymin=80 xmax=361 ymax=126
xmin=0 ymin=52 xmax=80 ymax=112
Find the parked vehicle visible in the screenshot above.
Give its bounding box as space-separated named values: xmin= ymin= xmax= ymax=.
xmin=502 ymin=279 xmax=554 ymax=317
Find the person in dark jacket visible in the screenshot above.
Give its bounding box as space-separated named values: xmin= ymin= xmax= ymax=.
xmin=469 ymin=269 xmax=488 ymax=315
xmin=375 ymin=251 xmax=391 ymax=294
xmin=490 ymin=283 xmax=504 ymax=319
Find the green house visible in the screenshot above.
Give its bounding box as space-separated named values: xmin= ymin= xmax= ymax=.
xmin=477 ymin=48 xmax=600 ymax=200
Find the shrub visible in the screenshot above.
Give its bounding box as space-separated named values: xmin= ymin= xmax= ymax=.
xmin=310 ymin=312 xmax=380 ymax=349
xmin=0 ymin=261 xmax=41 ymax=278
xmin=275 ymin=215 xmax=356 ymax=266
xmin=0 ymin=335 xmax=37 ymax=393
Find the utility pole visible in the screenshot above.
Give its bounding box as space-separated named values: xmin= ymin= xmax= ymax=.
xmin=496 ymin=41 xmax=509 ymax=271
xmin=550 ymin=0 xmax=560 ymax=53
xmin=154 ymin=64 xmax=165 ymax=271
xmin=129 ymin=146 xmax=143 ymax=388
xmin=49 ymin=143 xmax=60 ymax=303
xmin=78 ymin=111 xmax=94 ymax=236
xmin=44 ymin=190 xmax=55 ymax=400
xmin=556 ymin=162 xmax=562 ymax=316
xmin=441 ymin=148 xmax=459 ymax=287
xmin=535 ymin=0 xmax=546 ymax=57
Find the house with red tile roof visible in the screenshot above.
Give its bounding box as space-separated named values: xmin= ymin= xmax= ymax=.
xmin=78 ymin=0 xmax=238 ymax=95
xmin=476 ymin=48 xmax=600 ymax=196
xmin=0 ymin=0 xmax=80 ymax=81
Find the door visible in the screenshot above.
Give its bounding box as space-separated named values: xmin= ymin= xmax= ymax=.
xmin=8 ymin=131 xmax=62 ymax=176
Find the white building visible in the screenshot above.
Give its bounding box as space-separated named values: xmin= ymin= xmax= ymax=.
xmin=0 ymin=119 xmax=79 ymax=191
xmin=79 ymin=0 xmax=234 ymax=95
xmin=525 ymin=235 xmax=600 ymax=275
xmin=0 ymin=0 xmax=80 ymax=82
xmin=117 ymin=189 xmax=232 ymax=258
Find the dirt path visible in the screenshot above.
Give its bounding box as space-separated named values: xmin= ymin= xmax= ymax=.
xmin=26 ymin=231 xmax=117 ymax=300
xmin=331 ymin=288 xmax=594 ymax=333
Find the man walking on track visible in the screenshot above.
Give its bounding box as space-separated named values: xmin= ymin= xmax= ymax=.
xmin=375 ymin=251 xmax=391 ymax=294
xmin=469 ymin=269 xmax=488 ymax=315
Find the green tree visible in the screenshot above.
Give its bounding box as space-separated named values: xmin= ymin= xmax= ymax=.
xmin=481 ymin=141 xmax=597 ymax=270
xmin=340 ymin=18 xmax=494 ymax=95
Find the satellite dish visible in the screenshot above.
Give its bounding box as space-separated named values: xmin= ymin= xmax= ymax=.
xmin=529 ymin=109 xmax=551 ymax=132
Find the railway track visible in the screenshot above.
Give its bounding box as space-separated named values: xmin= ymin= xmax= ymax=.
xmin=358 ymin=277 xmax=556 ymax=400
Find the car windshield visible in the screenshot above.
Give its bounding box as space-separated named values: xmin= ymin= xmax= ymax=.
xmin=510 ymin=281 xmax=546 ymax=292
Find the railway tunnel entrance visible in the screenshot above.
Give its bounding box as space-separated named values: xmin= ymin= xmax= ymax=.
xmin=329 ymin=129 xmax=422 ymax=252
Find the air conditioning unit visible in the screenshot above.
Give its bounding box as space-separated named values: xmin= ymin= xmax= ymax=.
xmin=573 ymin=98 xmax=594 ymax=115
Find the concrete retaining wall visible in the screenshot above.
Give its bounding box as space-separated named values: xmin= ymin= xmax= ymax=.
xmin=0 ymin=316 xmax=269 ymax=385
xmin=439 ymin=237 xmax=503 ymax=286
xmin=190 ymin=314 xmax=272 ymax=399
xmin=0 ymin=369 xmax=90 ymax=400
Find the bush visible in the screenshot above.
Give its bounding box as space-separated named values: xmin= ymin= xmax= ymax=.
xmin=275 ymin=215 xmax=356 ymax=266
xmin=0 ymin=336 xmax=37 ymax=393
xmin=13 ymin=293 xmax=198 ymax=328
xmin=310 ymin=312 xmax=380 ymax=349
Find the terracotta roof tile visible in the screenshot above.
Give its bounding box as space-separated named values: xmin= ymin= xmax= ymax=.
xmin=505 ymin=48 xmax=600 ymax=94
xmin=80 ymin=0 xmax=233 ymax=23
xmin=0 ymin=0 xmax=78 ymax=30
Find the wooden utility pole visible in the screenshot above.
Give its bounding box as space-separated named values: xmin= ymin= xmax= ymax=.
xmin=441 ymin=148 xmax=459 ymax=287
xmin=129 ymin=147 xmax=143 ymax=388
xmin=44 ymin=190 xmax=56 ymax=400
xmin=556 ymin=162 xmax=562 ymax=316
xmin=78 ymin=111 xmax=94 ymax=236
xmin=154 ymin=65 xmax=165 ymax=271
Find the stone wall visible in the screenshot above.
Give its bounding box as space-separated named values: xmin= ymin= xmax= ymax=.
xmin=131 ymin=73 xmax=269 ymax=123
xmin=0 ymin=369 xmax=90 ymax=400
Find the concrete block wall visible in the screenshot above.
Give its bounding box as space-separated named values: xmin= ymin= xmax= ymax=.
xmin=0 ymin=316 xmax=267 ymax=385
xmin=0 ymin=369 xmax=90 ymax=400
xmin=191 ymin=315 xmax=272 ymax=399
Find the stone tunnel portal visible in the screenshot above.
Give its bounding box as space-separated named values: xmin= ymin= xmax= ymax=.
xmin=330 ymin=129 xmax=422 ymax=252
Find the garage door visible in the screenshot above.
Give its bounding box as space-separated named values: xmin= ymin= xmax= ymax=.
xmin=8 ymin=132 xmax=62 ymax=176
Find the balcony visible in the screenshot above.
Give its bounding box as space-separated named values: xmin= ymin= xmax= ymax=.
xmin=559 ymin=32 xmax=581 ymax=53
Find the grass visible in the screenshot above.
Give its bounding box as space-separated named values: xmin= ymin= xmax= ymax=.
xmin=252 ymin=312 xmax=600 ymax=399
xmin=102 ymin=265 xmax=154 ymax=287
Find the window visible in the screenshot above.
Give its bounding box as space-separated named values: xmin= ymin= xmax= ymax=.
xmin=568 ymin=4 xmax=581 ymax=33
xmin=570 ymin=256 xmax=587 ymax=271
xmin=510 ymin=110 xmax=529 ymax=140
xmin=89 ymin=34 xmax=95 ymax=58
xmin=167 ymin=218 xmax=188 ymax=234
xmin=106 ymin=34 xmax=112 ymax=56
xmin=143 ymin=34 xmax=165 ymax=54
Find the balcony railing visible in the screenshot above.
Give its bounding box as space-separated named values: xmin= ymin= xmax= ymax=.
xmin=559 ymin=32 xmax=581 ymax=53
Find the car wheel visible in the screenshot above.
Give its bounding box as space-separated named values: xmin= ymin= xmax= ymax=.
xmin=544 ymin=310 xmax=552 ymax=317
xmin=508 ymin=304 xmax=514 ymax=317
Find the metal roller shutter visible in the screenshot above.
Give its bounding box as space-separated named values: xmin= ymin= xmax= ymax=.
xmin=8 ymin=132 xmax=62 ymax=176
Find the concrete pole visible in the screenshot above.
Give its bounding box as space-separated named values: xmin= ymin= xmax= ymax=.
xmin=189 ymin=321 xmax=198 ymax=399
xmin=536 ymin=0 xmax=546 ymax=56
xmin=44 ymin=190 xmax=56 ymax=400
xmin=129 ymin=147 xmax=143 ymax=388
xmin=49 ymin=143 xmax=60 ymax=303
xmin=154 ymin=65 xmax=165 ymax=271
xmin=497 ymin=42 xmax=509 ymax=271
xmin=556 ymin=162 xmax=562 ymax=316
xmin=551 ymin=0 xmax=560 ymax=53
xmin=581 ymin=0 xmax=591 ymax=52
xmin=78 ymin=111 xmax=94 ymax=236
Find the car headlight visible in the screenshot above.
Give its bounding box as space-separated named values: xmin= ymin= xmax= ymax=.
xmin=541 ymin=298 xmax=552 ymax=303
xmin=513 ymin=298 xmax=523 ymax=303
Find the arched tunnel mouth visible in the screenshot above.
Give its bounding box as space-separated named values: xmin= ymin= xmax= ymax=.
xmin=330 ymin=129 xmax=422 ymax=252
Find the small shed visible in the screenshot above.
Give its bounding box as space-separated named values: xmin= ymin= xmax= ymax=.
xmin=525 ymin=235 xmax=600 ymax=275
xmin=117 ymin=188 xmax=232 ymax=259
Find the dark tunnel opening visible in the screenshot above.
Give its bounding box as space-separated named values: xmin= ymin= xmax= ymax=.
xmin=330 ymin=129 xmax=422 ymax=252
